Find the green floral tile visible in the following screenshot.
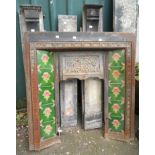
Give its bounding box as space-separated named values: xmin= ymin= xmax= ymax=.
xmin=108 ymin=118 xmax=124 ymax=132
xmin=38 ymin=68 xmax=54 ymax=86
xmin=37 ymin=50 xmax=56 ymax=140
xmin=40 ymin=103 xmax=56 ymax=122
xmin=37 ymin=50 xmax=54 ymax=69
xmin=108 ymin=96 xmax=125 ymax=105
xmin=109 ymin=101 xmax=124 ymax=117
xmin=38 ymin=86 xmax=55 ymax=105
xmin=108 ymin=66 xmax=125 ymax=83
xmin=108 ymin=49 xmax=125 ymax=133
xmin=108 ymin=83 xmax=125 ymax=100
xmin=108 ymin=50 xmax=125 ymax=67
xmin=40 ymin=121 xmax=56 ymax=140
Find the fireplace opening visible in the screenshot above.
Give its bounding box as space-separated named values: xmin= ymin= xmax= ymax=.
xmin=60 ymin=78 xmax=104 ymax=130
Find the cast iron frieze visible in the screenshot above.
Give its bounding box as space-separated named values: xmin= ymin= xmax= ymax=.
xmin=60 ymin=53 xmax=104 ymax=80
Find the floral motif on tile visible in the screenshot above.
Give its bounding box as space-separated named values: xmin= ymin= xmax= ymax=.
xmin=43 ymin=90 xmax=51 ymax=101
xmin=112 ymin=104 xmax=120 ymax=113
xmin=108 ymin=50 xmax=125 ymax=132
xmin=37 ymin=50 xmax=56 ymax=140
xmin=112 ymin=53 xmax=121 ymax=63
xmin=112 ymin=86 xmax=120 ymax=97
xmin=43 ymin=107 xmax=52 ymax=118
xmin=41 ymin=54 xmax=49 ymax=64
xmin=112 ymin=70 xmax=120 ymax=80
xmin=42 ymin=72 xmax=50 ymax=83
xmin=112 ymin=119 xmax=120 ymax=129
xmin=44 ymin=124 xmax=52 ymax=135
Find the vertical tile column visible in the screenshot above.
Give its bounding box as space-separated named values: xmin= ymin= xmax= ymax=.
xmin=113 ymin=0 xmax=138 ymax=137
xmin=108 ymin=49 xmax=125 ymax=133
xmin=37 ymin=50 xmax=56 ymax=140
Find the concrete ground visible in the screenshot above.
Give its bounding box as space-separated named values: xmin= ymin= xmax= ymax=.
xmin=16 ymin=116 xmax=139 ymax=155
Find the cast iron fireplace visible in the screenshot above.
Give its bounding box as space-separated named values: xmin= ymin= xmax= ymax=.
xmin=23 ymin=32 xmax=136 ymax=150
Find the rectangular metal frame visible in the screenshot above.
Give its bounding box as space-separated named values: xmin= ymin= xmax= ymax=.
xmin=23 ymin=32 xmax=136 ymax=150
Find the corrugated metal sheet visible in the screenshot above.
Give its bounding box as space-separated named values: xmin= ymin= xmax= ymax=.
xmin=16 ymin=0 xmax=113 ymax=108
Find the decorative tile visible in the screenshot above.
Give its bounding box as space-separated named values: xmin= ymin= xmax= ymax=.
xmin=38 ymin=68 xmax=54 ymax=86
xmin=38 ymin=86 xmax=55 ymax=104
xmin=37 ymin=50 xmax=54 ymax=69
xmin=40 ymin=121 xmax=56 ymax=140
xmin=108 ymin=49 xmax=125 ymax=67
xmin=109 ymin=66 xmax=125 ymax=83
xmin=108 ymin=84 xmax=125 ymax=100
xmin=37 ymin=50 xmax=56 ymax=140
xmin=109 ymin=101 xmax=124 ymax=117
xmin=108 ymin=118 xmax=124 ymax=132
xmin=40 ymin=104 xmax=56 ymax=122
xmin=108 ymin=49 xmax=125 ymax=132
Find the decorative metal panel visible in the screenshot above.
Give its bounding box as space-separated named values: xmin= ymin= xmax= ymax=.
xmin=60 ymin=53 xmax=104 ymax=80
xmin=113 ymin=0 xmax=138 ymax=33
xmin=37 ymin=50 xmax=56 ymax=140
xmin=108 ymin=49 xmax=125 ymax=133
